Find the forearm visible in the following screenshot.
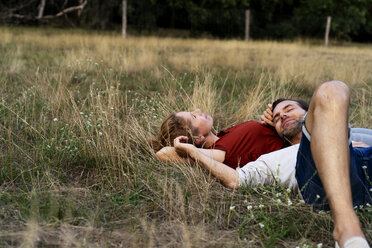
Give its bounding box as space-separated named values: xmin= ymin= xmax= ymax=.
xmin=157 ymin=146 xmax=225 ymax=164
xmin=156 ymin=147 xmax=192 ymax=164
xmin=190 ymin=149 xmax=239 ymax=189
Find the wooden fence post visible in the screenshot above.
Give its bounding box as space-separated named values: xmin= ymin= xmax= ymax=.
xmin=324 ymin=16 xmax=331 ymax=47
xmin=245 ymin=9 xmax=250 ymax=42
xmin=122 ymin=0 xmax=127 ymax=38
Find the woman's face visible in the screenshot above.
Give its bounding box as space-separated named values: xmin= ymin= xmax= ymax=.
xmin=176 ymin=109 xmax=213 ymax=136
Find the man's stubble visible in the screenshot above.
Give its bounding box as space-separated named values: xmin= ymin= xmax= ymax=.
xmin=282 ymin=118 xmax=302 ymax=143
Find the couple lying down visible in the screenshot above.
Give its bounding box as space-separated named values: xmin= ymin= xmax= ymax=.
xmin=152 ymin=102 xmax=371 ymax=171
xmin=151 ymin=81 xmax=372 ymax=248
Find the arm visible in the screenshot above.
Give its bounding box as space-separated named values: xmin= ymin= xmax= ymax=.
xmin=156 ymin=146 xmax=191 ymax=163
xmin=174 ymin=136 xmax=239 ymax=189
xmin=156 ymin=146 xmax=226 ymax=163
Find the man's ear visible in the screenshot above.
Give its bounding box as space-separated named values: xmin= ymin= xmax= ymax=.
xmin=194 ymin=135 xmax=206 ymax=145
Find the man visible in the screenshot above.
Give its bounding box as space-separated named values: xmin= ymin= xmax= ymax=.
xmin=173 ymin=80 xmax=371 ymax=247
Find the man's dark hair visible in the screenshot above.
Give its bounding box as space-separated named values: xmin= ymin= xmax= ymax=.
xmin=272 ymin=98 xmax=309 ymax=112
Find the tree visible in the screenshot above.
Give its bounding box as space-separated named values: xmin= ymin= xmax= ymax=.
xmin=0 ymin=0 xmax=87 ymax=24
xmin=122 ymin=0 xmax=127 ymax=38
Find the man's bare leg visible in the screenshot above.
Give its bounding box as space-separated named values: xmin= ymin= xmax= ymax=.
xmin=305 ymin=81 xmax=365 ymax=246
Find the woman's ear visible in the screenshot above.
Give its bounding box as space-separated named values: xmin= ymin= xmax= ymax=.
xmin=194 ymin=135 xmax=206 ymax=146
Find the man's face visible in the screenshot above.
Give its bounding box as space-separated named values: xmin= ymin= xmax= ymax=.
xmin=272 ymin=100 xmax=306 ymax=142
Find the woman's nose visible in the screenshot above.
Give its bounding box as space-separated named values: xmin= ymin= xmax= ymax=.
xmin=193 ymin=109 xmax=201 ymax=115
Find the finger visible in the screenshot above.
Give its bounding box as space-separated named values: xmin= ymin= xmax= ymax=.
xmin=174 ymin=136 xmax=188 ymax=145
xmin=266 ymin=119 xmax=274 ymax=126
xmin=264 ymin=111 xmax=272 ymax=120
xmin=265 ymin=107 xmax=273 ymax=116
xmin=267 ymin=104 xmax=272 ymax=110
xmin=262 ymin=116 xmax=274 ymax=126
xmin=175 ymin=136 xmax=188 ymax=141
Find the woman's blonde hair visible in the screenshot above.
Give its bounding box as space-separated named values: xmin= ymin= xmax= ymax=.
xmin=149 ymin=114 xmax=196 ymax=152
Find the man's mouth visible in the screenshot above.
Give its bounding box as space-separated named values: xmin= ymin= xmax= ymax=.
xmin=282 ymin=118 xmax=294 ymax=128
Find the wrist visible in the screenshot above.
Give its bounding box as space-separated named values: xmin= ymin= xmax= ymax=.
xmin=187 ymin=146 xmax=198 ymax=158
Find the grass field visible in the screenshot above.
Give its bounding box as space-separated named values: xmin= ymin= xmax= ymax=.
xmin=0 ymin=26 xmax=371 ymax=247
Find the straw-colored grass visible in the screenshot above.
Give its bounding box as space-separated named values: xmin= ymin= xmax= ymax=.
xmin=0 ymin=26 xmax=371 ymax=247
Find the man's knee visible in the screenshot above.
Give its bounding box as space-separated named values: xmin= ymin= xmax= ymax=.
xmin=312 ymin=81 xmax=350 ymax=110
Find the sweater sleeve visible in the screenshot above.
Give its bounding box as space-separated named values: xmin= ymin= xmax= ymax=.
xmin=236 ymin=159 xmax=276 ymax=187
xmin=236 ymin=145 xmax=300 ymax=189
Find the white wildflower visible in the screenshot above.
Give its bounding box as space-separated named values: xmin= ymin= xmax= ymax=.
xmin=287 ymin=199 xmax=292 ymax=206
xmin=247 ymin=205 xmax=252 ymax=210
xmin=258 ymin=204 xmax=264 ymax=209
xmin=53 ymin=118 xmax=58 ymax=122
xmin=229 ymin=206 xmax=235 ymax=210
xmin=258 ymin=223 xmax=264 ymax=228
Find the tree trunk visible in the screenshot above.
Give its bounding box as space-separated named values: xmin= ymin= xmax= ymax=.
xmin=37 ymin=0 xmax=46 ymax=19
xmin=122 ymin=0 xmax=127 ymax=38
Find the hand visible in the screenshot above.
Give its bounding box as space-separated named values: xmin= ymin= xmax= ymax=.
xmin=260 ymin=104 xmax=274 ymax=127
xmin=174 ymin=136 xmax=197 ymax=158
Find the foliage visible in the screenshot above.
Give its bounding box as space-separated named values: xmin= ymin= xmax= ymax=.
xmin=1 ymin=0 xmax=372 ymax=41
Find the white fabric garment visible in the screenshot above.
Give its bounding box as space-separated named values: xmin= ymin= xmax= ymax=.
xmin=237 ymin=144 xmax=299 ymax=190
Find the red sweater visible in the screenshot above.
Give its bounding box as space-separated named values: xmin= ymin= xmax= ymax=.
xmin=213 ymin=121 xmax=285 ymax=169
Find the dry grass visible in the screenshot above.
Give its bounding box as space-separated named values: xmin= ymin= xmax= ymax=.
xmin=0 ymin=26 xmax=371 ymax=247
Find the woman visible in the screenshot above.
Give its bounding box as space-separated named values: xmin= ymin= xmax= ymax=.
xmin=150 ymin=109 xmax=286 ymax=169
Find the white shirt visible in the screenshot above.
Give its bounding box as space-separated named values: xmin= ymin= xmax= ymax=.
xmin=237 ymin=144 xmax=299 ymax=190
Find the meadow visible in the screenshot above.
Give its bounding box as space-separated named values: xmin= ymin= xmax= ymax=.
xmin=0 ymin=26 xmax=371 ymax=247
